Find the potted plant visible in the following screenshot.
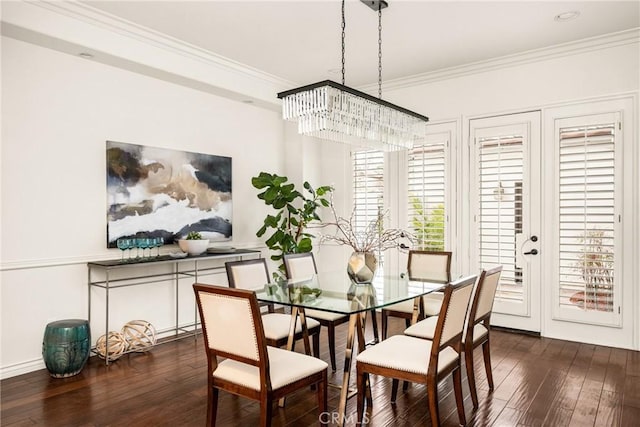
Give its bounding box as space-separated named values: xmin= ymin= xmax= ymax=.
xmin=251 ymin=172 xmax=332 ymax=280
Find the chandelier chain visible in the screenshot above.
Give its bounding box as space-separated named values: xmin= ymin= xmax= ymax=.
xmin=378 ymin=6 xmax=382 ymax=99
xmin=341 ymin=0 xmax=346 ymax=85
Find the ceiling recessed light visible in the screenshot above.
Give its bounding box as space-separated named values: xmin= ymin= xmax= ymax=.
xmin=78 ymin=52 xmax=94 ymax=59
xmin=554 ymin=11 xmax=580 ymax=22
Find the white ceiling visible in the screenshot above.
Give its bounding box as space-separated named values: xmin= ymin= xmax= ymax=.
xmin=84 ymin=1 xmax=639 ymax=87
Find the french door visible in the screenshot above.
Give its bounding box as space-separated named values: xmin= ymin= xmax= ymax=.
xmin=469 ymin=112 xmax=541 ymax=332
xmin=542 ymin=98 xmax=633 ymax=348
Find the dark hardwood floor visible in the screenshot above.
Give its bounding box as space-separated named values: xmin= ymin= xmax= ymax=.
xmin=2 ymin=315 xmax=639 ymax=426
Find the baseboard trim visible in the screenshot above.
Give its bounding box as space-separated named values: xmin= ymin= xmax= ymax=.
xmin=0 ymin=358 xmax=46 ymax=380
xmin=490 ymin=325 xmax=541 ymax=337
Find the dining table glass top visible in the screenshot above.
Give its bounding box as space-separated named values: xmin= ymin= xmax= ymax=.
xmin=254 ymin=270 xmax=446 ymax=315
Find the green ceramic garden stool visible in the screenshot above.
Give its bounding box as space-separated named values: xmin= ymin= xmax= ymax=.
xmin=42 ymin=319 xmax=91 ymax=378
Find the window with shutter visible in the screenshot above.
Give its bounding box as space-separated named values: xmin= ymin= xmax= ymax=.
xmin=352 ymin=150 xmax=385 ymax=257
xmin=407 ymin=142 xmax=446 ymax=250
xmin=558 ymin=124 xmax=616 ymax=314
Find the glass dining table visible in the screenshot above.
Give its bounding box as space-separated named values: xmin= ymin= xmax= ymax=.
xmin=255 ymin=270 xmax=446 ymax=425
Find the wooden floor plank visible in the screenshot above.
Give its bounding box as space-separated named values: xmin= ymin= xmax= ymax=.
xmin=622 ymin=374 xmax=640 ymax=409
xmin=568 ymin=378 xmax=604 ymax=427
xmin=604 ymin=348 xmax=628 ymax=393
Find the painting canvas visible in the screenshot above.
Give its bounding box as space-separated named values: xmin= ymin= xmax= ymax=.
xmin=106 ymin=141 xmax=232 ymax=248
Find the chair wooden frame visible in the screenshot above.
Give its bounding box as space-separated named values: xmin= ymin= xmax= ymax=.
xmin=225 ymin=258 xmax=321 ymax=358
xmin=463 ymin=265 xmax=503 ymax=409
xmin=356 ymin=275 xmax=476 ymax=426
xmin=193 ymin=284 xmax=328 ymax=426
xmin=381 ymin=250 xmax=452 ymax=340
xmin=283 ymin=252 xmax=350 ymax=371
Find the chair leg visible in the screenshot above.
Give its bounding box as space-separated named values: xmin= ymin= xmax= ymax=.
xmin=426 ymin=376 xmax=440 ymax=427
xmin=357 ymin=369 xmax=367 ymax=425
xmin=482 ymin=338 xmax=494 ymax=390
xmin=260 ymin=397 xmax=273 ymax=427
xmin=453 ymin=366 xmax=467 ymax=426
xmin=381 ymin=310 xmax=388 ymax=341
xmin=391 ymin=379 xmax=399 ymax=403
xmin=318 ymin=375 xmax=328 ymax=424
xmin=370 ymin=309 xmax=379 ymax=343
xmin=313 ymin=331 xmax=320 ymax=359
xmin=328 ymin=324 xmax=337 ymax=372
xmin=208 ymin=386 xmax=218 ymax=426
xmin=465 ymin=345 xmax=479 ymax=409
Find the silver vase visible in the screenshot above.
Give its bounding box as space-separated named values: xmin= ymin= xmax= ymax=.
xmin=347 ymin=252 xmax=378 ymax=284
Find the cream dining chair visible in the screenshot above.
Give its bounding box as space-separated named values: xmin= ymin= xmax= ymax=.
xmin=355 ymin=275 xmax=476 ymax=426
xmin=283 ymin=252 xmax=350 ymax=372
xmin=225 ymin=258 xmax=321 ymax=357
xmin=193 ymin=284 xmax=328 ymax=426
xmin=404 ymin=266 xmax=503 ymax=409
xmin=381 ymin=250 xmax=452 ymax=340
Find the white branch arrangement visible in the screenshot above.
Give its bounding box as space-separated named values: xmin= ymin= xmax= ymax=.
xmin=318 ymin=193 xmax=413 ymax=253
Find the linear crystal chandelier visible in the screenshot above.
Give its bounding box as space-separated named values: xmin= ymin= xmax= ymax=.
xmin=277 ymin=0 xmax=429 ymax=151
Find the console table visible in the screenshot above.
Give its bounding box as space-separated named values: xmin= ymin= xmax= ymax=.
xmin=87 ymin=249 xmax=261 ymax=364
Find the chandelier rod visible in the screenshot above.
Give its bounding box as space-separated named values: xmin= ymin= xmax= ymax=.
xmin=378 ymin=5 xmax=382 ymax=99
xmin=341 ymin=0 xmax=346 ymax=86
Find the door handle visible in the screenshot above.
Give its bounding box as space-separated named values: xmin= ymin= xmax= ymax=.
xmin=524 ymin=249 xmax=538 ymax=255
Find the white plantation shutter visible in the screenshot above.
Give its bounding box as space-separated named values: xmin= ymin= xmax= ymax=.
xmin=558 ymin=124 xmax=616 ymax=314
xmin=407 ymin=141 xmax=446 ymax=250
xmin=352 ymin=150 xmax=384 ymax=255
xmin=477 ymin=135 xmax=524 ymax=304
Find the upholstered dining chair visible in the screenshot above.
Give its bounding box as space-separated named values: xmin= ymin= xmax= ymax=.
xmin=225 ymin=258 xmax=321 ymax=357
xmin=381 ymin=250 xmax=452 ymax=340
xmin=404 ymin=266 xmax=503 ymax=409
xmin=193 ymin=284 xmax=328 ymax=426
xmin=355 ymin=275 xmax=476 ymax=427
xmin=283 ymin=252 xmax=350 ymax=372
xmin=462 ymin=265 xmax=502 ymax=408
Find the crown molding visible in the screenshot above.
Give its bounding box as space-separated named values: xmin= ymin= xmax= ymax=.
xmin=360 ymin=28 xmax=640 ymax=94
xmin=1 ymin=0 xmax=294 ymax=108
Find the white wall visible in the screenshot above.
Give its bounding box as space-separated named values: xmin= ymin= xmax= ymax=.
xmin=0 ymin=37 xmax=284 ymax=377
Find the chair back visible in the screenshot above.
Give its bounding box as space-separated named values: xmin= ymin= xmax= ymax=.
xmin=408 ymin=250 xmax=452 ymax=283
xmin=193 ymin=284 xmax=267 ymax=367
xmin=283 ymin=252 xmax=317 ymax=280
xmin=432 ymin=275 xmax=476 ymax=351
xmin=469 ymin=265 xmax=503 ymax=325
xmin=225 ymin=258 xmax=270 ymax=290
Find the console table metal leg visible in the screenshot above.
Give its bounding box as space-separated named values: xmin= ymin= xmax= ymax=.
xmin=175 ymin=263 xmax=179 ymax=338
xmin=104 ymin=270 xmax=110 ymax=366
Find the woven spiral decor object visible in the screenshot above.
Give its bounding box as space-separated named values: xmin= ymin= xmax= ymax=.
xmin=95 ymin=331 xmax=128 ymax=361
xmin=121 ymin=320 xmax=157 ymax=352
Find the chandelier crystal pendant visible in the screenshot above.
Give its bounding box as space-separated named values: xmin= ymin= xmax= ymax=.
xmin=277 ymin=0 xmax=428 ymax=152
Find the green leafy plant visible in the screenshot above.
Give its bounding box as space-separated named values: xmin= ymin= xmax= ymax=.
xmin=252 ymin=172 xmax=332 ymax=279
xmin=186 ymin=231 xmax=202 ymax=240
xmin=410 ymin=197 xmax=445 ymax=251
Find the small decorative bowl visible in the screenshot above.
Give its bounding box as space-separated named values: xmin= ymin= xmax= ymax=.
xmin=178 ymin=239 xmax=209 ymax=256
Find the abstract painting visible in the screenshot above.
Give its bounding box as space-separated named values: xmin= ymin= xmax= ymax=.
xmin=106 ymin=141 xmax=232 ymax=248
